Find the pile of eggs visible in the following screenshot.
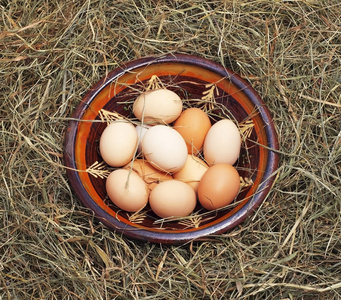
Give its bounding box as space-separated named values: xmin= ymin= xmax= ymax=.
xmin=99 ymin=88 xmax=242 ymax=219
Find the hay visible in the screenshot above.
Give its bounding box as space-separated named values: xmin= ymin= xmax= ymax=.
xmin=1 ymin=0 xmax=340 ymax=299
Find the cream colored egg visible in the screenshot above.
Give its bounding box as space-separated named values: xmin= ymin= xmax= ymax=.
xmin=142 ymin=125 xmax=188 ymax=173
xmin=123 ymin=159 xmax=173 ymax=190
xmin=99 ymin=121 xmax=138 ymax=167
xmin=106 ymin=169 xmax=149 ymax=212
xmin=173 ymin=155 xmax=209 ymax=193
xmin=204 ymin=119 xmax=241 ymax=166
xmin=133 ymin=88 xmax=182 ymax=124
xmin=149 ymin=180 xmax=197 ymax=218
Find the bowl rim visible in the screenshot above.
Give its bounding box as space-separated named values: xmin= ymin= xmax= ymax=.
xmin=64 ymin=53 xmax=279 ymax=244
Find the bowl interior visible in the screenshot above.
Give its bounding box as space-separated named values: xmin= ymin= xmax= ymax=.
xmin=64 ymin=55 xmax=278 ymax=243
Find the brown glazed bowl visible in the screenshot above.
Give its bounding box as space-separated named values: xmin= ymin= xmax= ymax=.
xmin=64 ymin=53 xmax=279 ymax=244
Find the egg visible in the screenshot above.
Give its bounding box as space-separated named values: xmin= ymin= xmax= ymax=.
xmin=173 ymin=155 xmax=209 ymax=193
xmin=106 ymin=169 xmax=149 ymax=212
xmin=149 ymin=180 xmax=197 ymax=218
xmin=198 ymin=164 xmax=240 ymax=210
xmin=135 ymin=124 xmax=150 ymax=154
xmin=203 ymin=119 xmax=241 ymax=166
xmin=124 ymin=159 xmax=173 ymax=190
xmin=142 ymin=125 xmax=187 ymax=173
xmin=173 ymin=107 xmax=211 ymax=154
xmin=133 ymin=88 xmax=182 ymax=124
xmin=99 ymin=120 xmax=138 ymax=167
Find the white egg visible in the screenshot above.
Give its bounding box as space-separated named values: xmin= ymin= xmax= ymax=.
xmin=135 ymin=124 xmax=150 ymax=154
xmin=204 ymin=119 xmax=241 ymax=166
xmin=142 ymin=125 xmax=187 ymax=173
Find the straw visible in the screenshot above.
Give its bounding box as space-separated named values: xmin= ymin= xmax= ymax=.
xmin=1 ymin=0 xmax=340 ymax=299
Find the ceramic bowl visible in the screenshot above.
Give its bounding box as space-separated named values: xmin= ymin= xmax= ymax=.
xmin=64 ymin=53 xmax=279 ymax=244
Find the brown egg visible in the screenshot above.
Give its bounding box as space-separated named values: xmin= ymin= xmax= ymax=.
xmin=124 ymin=159 xmax=173 ymax=190
xmin=173 ymin=155 xmax=209 ymax=193
xmin=198 ymin=164 xmax=240 ymax=210
xmin=173 ymin=107 xmax=211 ymax=155
xmin=149 ymin=180 xmax=197 ymax=219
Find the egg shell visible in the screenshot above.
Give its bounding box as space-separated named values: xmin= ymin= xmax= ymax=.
xmin=173 ymin=107 xmax=211 ymax=155
xmin=149 ymin=180 xmax=197 ymax=218
xmin=173 ymin=155 xmax=209 ymax=193
xmin=198 ymin=163 xmax=240 ymax=210
xmin=99 ymin=121 xmax=138 ymax=167
xmin=124 ymin=159 xmax=173 ymax=190
xmin=106 ymin=169 xmax=149 ymax=212
xmin=133 ymin=88 xmax=182 ymax=124
xmin=135 ymin=124 xmax=150 ymax=154
xmin=142 ymin=125 xmax=188 ymax=173
xmin=204 ymin=119 xmax=241 ymax=166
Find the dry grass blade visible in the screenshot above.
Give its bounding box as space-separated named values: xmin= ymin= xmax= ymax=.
xmin=1 ymin=0 xmax=340 ymax=299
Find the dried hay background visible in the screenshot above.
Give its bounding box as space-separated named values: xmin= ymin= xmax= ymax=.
xmin=1 ymin=0 xmax=340 ymax=299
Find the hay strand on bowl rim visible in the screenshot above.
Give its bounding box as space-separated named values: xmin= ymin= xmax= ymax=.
xmin=1 ymin=0 xmax=341 ymax=299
